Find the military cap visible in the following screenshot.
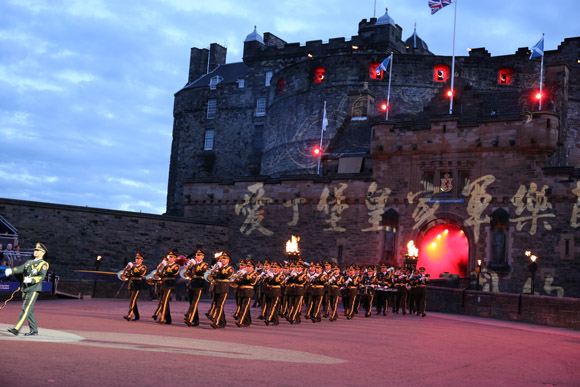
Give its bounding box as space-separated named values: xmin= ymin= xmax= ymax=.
xmin=34 ymin=243 xmax=47 ymax=254
xmin=195 ymin=248 xmax=205 ymax=255
xmin=314 ymin=262 xmax=323 ymax=269
xmin=167 ymin=250 xmax=178 ymax=258
xmin=270 ymin=261 xmax=281 ymax=268
xmin=219 ymin=252 xmax=231 ymax=260
xmin=246 ymin=260 xmax=255 ymax=268
xmin=135 ymin=252 xmax=145 ymax=260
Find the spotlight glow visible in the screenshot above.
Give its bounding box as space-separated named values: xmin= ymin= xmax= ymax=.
xmin=417 ymin=224 xmax=468 ymax=278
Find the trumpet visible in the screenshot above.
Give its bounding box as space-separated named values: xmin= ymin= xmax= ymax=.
xmin=117 ymin=262 xmax=134 ymax=281
xmin=229 ymin=268 xmax=247 ymax=288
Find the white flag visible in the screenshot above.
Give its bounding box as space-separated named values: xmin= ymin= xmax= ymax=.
xmin=322 ymin=103 xmax=328 ymax=131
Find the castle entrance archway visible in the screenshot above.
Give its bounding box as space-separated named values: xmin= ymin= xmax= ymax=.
xmin=415 ymin=218 xmax=469 ymax=278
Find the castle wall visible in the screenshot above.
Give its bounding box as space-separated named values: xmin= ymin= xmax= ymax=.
xmin=0 ymin=198 xmax=228 ymax=281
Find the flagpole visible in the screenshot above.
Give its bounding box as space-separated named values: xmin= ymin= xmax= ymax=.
xmin=449 ymin=0 xmax=457 ymax=115
xmin=386 ymin=53 xmax=393 ymax=120
xmin=539 ymin=33 xmax=544 ymax=111
xmin=317 ymin=101 xmax=326 ymax=175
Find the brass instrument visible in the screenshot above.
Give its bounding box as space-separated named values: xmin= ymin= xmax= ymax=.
xmin=117 ymin=262 xmax=133 ymax=281
xmin=204 ymin=262 xmax=222 ymax=282
xmin=229 ymin=268 xmax=247 ymax=288
xmin=145 ymin=260 xmax=166 ymax=285
xmin=180 ymin=260 xmax=195 ymax=280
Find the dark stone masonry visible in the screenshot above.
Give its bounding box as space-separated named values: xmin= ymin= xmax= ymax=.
xmin=2 ymin=10 xmax=579 ymax=303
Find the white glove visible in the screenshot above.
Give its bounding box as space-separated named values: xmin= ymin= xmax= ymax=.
xmin=23 ymin=277 xmax=33 ymax=284
xmin=31 ymin=269 xmax=38 ymax=275
xmin=4 ymin=268 xmax=12 ymax=276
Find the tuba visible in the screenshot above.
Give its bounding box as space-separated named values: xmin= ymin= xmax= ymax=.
xmin=204 ymin=262 xmax=222 ymax=282
xmin=180 ymin=260 xmax=194 ymax=280
xmin=145 ymin=260 xmax=166 ymax=285
xmin=117 ymin=262 xmax=133 ymax=281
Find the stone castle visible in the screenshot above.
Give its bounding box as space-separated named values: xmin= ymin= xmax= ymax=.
xmin=166 ymin=9 xmax=580 ymax=296
xmin=1 ymin=10 xmax=579 ymax=298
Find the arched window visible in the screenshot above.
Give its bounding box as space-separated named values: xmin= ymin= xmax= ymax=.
xmin=381 ymin=209 xmax=399 ymax=264
xmin=490 ymin=208 xmax=509 ymax=268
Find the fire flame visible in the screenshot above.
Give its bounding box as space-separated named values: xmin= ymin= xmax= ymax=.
xmin=407 ymin=240 xmax=419 ymax=258
xmin=286 ymin=235 xmax=300 ymax=254
xmin=525 ymin=250 xmax=531 ymax=257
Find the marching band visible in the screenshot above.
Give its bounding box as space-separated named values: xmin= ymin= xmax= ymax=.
xmin=122 ymin=250 xmax=430 ymax=328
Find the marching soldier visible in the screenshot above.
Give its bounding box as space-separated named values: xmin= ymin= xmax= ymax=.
xmin=360 ymin=265 xmax=377 ymax=318
xmin=322 ymin=261 xmax=333 ymax=317
xmin=393 ymin=267 xmax=408 ymax=315
xmin=5 ymin=243 xmax=49 ymax=336
xmin=308 ymin=262 xmax=328 ymax=323
xmin=257 ymin=260 xmax=271 ymax=320
xmin=235 ymin=260 xmax=259 ymax=327
xmin=353 ymin=265 xmax=363 ymax=315
xmin=375 ymin=263 xmax=390 ymax=316
xmin=408 ymin=268 xmax=420 ymax=315
xmin=152 ymin=251 xmax=180 ymax=324
xmin=264 ymin=262 xmax=285 ymax=326
xmin=280 ymin=262 xmax=292 ymax=318
xmin=208 ymin=252 xmax=234 ymax=329
xmin=287 ymin=261 xmax=308 ymax=324
xmin=304 ymin=263 xmax=316 ymax=319
xmin=232 ymin=259 xmax=247 ymax=320
xmin=123 ymin=252 xmax=147 ymax=321
xmin=416 ymin=267 xmax=429 ymax=317
xmin=343 ymin=265 xmax=360 ymax=320
xmin=327 ymin=264 xmax=344 ymax=321
xmin=184 ymin=249 xmax=208 ymax=327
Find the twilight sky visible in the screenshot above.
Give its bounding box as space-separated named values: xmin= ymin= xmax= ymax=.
xmin=1 ymin=0 xmax=578 ymax=215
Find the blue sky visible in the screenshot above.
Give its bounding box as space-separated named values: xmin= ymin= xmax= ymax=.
xmin=1 ymin=0 xmax=578 ymax=214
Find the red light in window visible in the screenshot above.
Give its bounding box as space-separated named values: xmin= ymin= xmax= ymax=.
xmin=313 ymin=67 xmax=325 ymax=84
xmin=498 ymin=68 xmax=513 ymax=85
xmin=369 ymin=63 xmax=383 ymax=79
xmin=434 ymin=65 xmax=449 ymax=82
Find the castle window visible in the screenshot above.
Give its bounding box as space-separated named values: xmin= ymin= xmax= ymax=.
xmin=255 ymin=98 xmax=266 ymax=117
xmin=207 ymin=99 xmax=217 ymax=119
xmin=237 ymin=79 xmax=245 ymax=88
xmin=498 ymin=67 xmax=513 ymax=85
xmin=422 ymin=171 xmax=435 ymax=195
xmin=313 ymin=67 xmax=325 ymax=84
xmin=369 ymin=63 xmax=383 ymax=79
xmin=277 ymin=78 xmax=285 ymax=94
xmin=209 ymin=76 xmax=223 ymax=90
xmin=265 ymin=71 xmax=273 ymax=86
xmin=204 ymin=129 xmax=215 ymax=150
xmin=433 ymin=65 xmax=450 ymax=82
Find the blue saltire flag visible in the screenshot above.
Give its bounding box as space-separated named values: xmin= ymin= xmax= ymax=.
xmin=429 ymin=0 xmax=453 ymax=15
xmin=378 ymin=54 xmax=392 ymax=73
xmin=529 ymin=36 xmax=544 ymax=59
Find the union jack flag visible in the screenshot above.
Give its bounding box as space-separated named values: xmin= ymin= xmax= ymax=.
xmin=429 ymin=0 xmax=453 ymax=15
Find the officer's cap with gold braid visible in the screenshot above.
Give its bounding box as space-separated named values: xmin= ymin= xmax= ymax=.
xmin=167 ymin=250 xmax=178 ymax=258
xmin=135 ymin=252 xmax=145 ymax=260
xmin=34 ymin=243 xmax=48 ymax=254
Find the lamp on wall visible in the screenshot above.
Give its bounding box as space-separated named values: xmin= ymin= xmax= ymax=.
xmin=525 ymin=251 xmax=538 ymax=295
xmin=92 ymin=255 xmax=102 ymax=298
